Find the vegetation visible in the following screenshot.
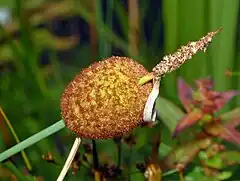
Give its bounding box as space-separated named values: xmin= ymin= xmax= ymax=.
xmin=0 ymin=0 xmax=240 ymax=180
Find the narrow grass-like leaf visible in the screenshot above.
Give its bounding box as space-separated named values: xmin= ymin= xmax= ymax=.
xmin=128 ymin=0 xmax=139 ymax=56
xmin=114 ymin=0 xmax=128 ymax=39
xmin=4 ymin=161 xmax=32 ymax=181
xmin=95 ymin=0 xmax=105 ymax=58
xmin=105 ymin=0 xmax=114 ymax=56
xmin=161 ymin=0 xmax=179 ymax=100
xmin=15 ymin=0 xmax=47 ymax=95
xmin=0 ymin=24 xmax=24 ymax=77
xmin=209 ymin=0 xmax=239 ymax=110
xmin=77 ymin=1 xmax=131 ymax=57
xmin=0 ymin=120 xmax=65 ymax=162
xmin=178 ymin=0 xmax=207 ymax=82
xmin=0 ymin=107 xmax=32 ymax=170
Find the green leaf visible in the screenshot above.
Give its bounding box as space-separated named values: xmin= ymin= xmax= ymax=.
xmin=185 ymin=167 xmax=215 ymax=181
xmin=155 ymin=96 xmax=185 ymax=133
xmin=163 ymin=138 xmax=212 ymax=169
xmin=209 ymin=0 xmax=239 ymax=111
xmin=0 ymin=120 xmax=65 ymax=162
xmin=220 ymin=107 xmax=240 ymax=122
xmin=159 ymin=143 xmax=172 ymax=157
xmin=4 ymin=161 xmax=32 ymax=181
xmin=217 ymin=171 xmax=232 ymax=180
xmin=205 ymin=151 xmax=240 ymax=169
xmin=205 ymin=156 xmax=223 ymax=169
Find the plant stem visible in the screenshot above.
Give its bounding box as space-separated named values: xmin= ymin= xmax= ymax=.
xmin=57 ymin=138 xmax=81 ymax=181
xmin=0 ymin=107 xmax=32 ymax=170
xmin=138 ymin=73 xmax=154 ymax=85
xmin=4 ymin=161 xmax=32 ymax=181
xmin=0 ymin=120 xmax=65 ymax=162
xmin=162 ymin=169 xmax=178 ymax=177
xmin=92 ymin=140 xmax=101 ymax=181
xmin=92 ymin=140 xmax=99 ymax=169
xmin=117 ymin=139 xmax=122 ymax=169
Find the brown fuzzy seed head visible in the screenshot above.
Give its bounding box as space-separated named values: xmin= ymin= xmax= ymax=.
xmin=60 ymin=56 xmax=152 ymax=139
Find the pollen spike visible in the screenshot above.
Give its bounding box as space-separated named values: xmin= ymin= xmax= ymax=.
xmin=152 ymin=28 xmax=222 ymax=79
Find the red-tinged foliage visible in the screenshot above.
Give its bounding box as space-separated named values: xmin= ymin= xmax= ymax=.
xmin=173 ymin=77 xmax=239 ymax=141
xmin=214 ymin=91 xmax=239 ymax=111
xmin=173 ymin=109 xmax=203 ymax=137
xmin=177 ymin=78 xmax=193 ymax=113
xmin=220 ymin=119 xmax=240 ymax=145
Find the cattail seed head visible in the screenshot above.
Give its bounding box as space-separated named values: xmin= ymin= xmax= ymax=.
xmin=60 ymin=56 xmax=152 ymax=139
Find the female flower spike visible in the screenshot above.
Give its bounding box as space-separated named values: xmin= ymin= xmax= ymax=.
xmin=61 ymin=56 xmax=152 ymax=139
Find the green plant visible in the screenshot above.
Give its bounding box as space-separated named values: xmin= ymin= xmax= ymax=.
xmin=0 ymin=28 xmax=225 ymax=181
xmin=0 ymin=1 xmax=240 ymax=180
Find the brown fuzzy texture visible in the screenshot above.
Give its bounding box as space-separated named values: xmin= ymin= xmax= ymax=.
xmin=60 ymin=56 xmax=152 ymax=139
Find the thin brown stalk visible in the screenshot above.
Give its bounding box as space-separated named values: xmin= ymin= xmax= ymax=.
xmin=128 ymin=0 xmax=139 ymax=56
xmin=89 ymin=0 xmax=98 ymax=62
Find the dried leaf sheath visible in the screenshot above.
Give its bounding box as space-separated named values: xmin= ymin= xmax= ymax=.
xmin=152 ymin=28 xmax=222 ymax=79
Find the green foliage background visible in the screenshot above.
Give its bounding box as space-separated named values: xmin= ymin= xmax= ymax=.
xmin=0 ymin=0 xmax=239 ymax=180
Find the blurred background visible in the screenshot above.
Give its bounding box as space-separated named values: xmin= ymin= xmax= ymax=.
xmin=0 ymin=0 xmax=239 ymax=180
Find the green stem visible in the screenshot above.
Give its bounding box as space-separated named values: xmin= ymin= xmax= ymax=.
xmin=230 ymin=72 xmax=240 ymax=76
xmin=0 ymin=120 xmax=65 ymax=162
xmin=138 ymin=73 xmax=154 ymax=85
xmin=4 ymin=161 xmax=32 ymax=181
xmin=162 ymin=169 xmax=178 ymax=177
xmin=92 ymin=140 xmax=99 ymax=169
xmin=117 ymin=140 xmax=122 ymax=169
xmin=0 ymin=107 xmax=32 ymax=170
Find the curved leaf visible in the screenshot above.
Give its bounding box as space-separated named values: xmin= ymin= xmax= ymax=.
xmin=155 ymin=96 xmax=185 ymax=133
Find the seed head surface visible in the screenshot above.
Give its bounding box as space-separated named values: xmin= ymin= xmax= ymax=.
xmin=61 ymin=56 xmax=152 ymax=139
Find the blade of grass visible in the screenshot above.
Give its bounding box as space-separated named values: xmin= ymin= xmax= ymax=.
xmin=207 ymin=0 xmax=223 ymax=73
xmin=4 ymin=161 xmax=32 ymax=181
xmin=161 ymin=0 xmax=179 ymax=101
xmin=0 ymin=120 xmax=65 ymax=162
xmin=77 ymin=1 xmax=132 ymax=57
xmin=95 ymin=0 xmax=108 ymax=58
xmin=209 ymin=0 xmax=239 ymax=111
xmin=105 ymin=0 xmax=114 ymax=56
xmin=114 ymin=0 xmax=128 ymax=39
xmin=0 ymin=25 xmax=25 ymax=78
xmin=15 ymin=0 xmax=47 ymax=95
xmin=236 ymin=23 xmax=240 ymax=109
xmin=89 ymin=0 xmax=98 ymax=61
xmin=128 ymin=0 xmax=139 ymax=56
xmin=0 ymin=107 xmax=32 ymax=170
xmin=178 ymin=0 xmax=207 ymax=83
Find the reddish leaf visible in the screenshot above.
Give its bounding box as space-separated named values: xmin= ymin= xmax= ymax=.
xmin=173 ymin=109 xmax=203 ymax=137
xmin=205 ymin=121 xmax=240 ymax=145
xmin=221 ymin=119 xmax=240 ymax=145
xmin=177 ymin=77 xmax=193 ymax=113
xmin=196 ymin=78 xmax=214 ymax=97
xmin=214 ymin=90 xmax=239 ymax=111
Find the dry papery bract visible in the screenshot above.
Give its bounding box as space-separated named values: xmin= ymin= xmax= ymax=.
xmin=61 ymin=56 xmax=153 ymax=139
